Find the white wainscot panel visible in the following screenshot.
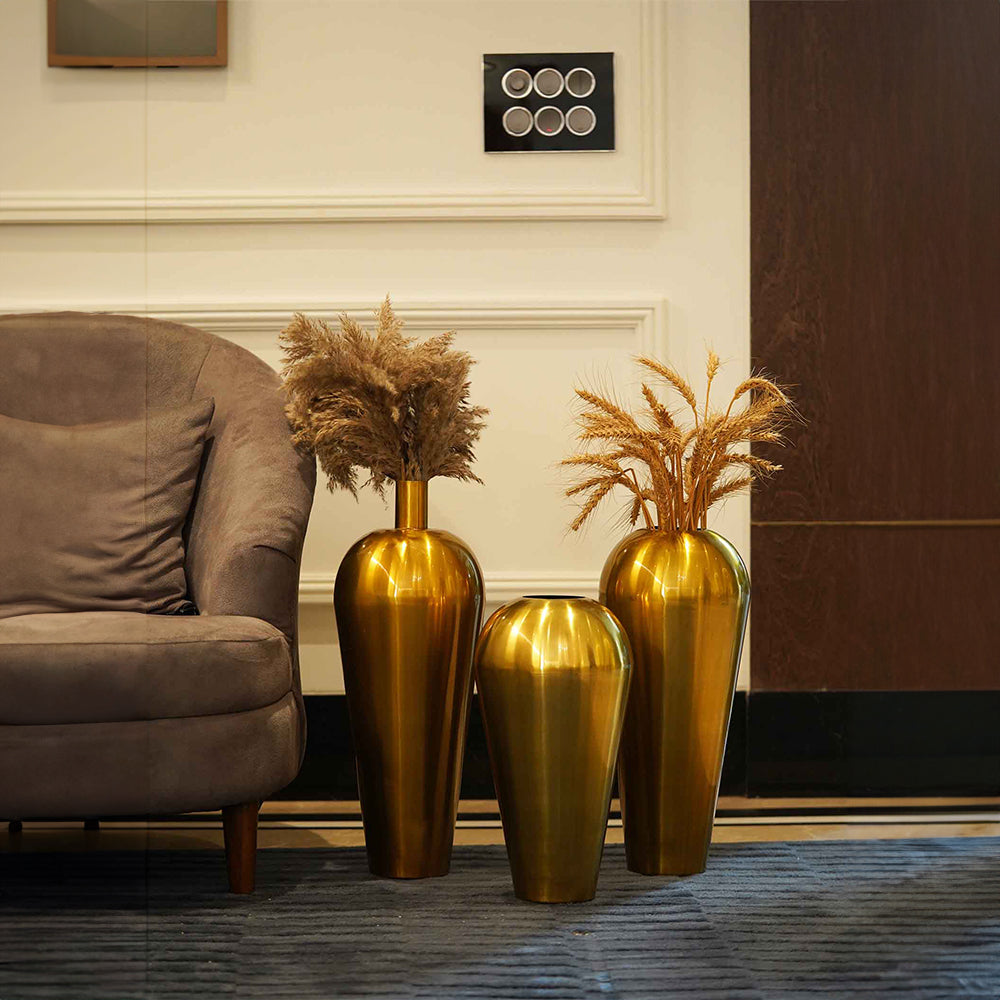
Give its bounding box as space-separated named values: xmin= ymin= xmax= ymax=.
xmin=0 ymin=0 xmax=663 ymax=222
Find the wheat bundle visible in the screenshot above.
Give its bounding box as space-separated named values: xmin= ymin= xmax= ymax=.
xmin=280 ymin=297 xmax=488 ymax=497
xmin=563 ymin=350 xmax=794 ymax=532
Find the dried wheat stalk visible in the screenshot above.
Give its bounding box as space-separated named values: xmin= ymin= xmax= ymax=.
xmin=280 ymin=296 xmax=488 ymax=497
xmin=562 ymin=350 xmax=794 ymax=532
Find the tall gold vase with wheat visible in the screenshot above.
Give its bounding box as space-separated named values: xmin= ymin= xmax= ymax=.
xmin=279 ymin=298 xmax=489 ymax=878
xmin=335 ymin=480 xmax=483 ymax=877
xmin=602 ymin=529 xmax=748 ymax=874
xmin=562 ymin=347 xmax=793 ymax=875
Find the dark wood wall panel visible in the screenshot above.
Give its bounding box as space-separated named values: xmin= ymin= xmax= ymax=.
xmin=751 ymin=0 xmax=1000 ymax=522
xmin=750 ymin=1 xmax=1000 ymax=692
xmin=751 ymin=525 xmax=1000 ymax=691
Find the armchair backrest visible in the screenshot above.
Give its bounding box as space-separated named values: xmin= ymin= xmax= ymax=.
xmin=0 ymin=312 xmax=316 ymax=648
xmin=0 ymin=311 xmax=214 ymax=424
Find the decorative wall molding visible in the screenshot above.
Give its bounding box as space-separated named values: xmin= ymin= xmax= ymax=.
xmin=158 ymin=299 xmax=665 ymax=356
xmin=0 ymin=297 xmax=666 ymax=357
xmin=0 ymin=3 xmax=664 ymax=224
xmin=300 ymin=570 xmax=601 ymax=606
xmin=0 ymin=188 xmax=662 ymax=225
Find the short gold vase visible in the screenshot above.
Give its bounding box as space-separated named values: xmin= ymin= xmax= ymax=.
xmin=334 ymin=480 xmax=483 ymax=878
xmin=475 ymin=597 xmax=632 ymax=903
xmin=601 ymin=529 xmax=750 ymax=876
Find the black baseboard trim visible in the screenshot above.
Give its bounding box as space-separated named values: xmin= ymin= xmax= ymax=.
xmin=279 ymin=694 xmax=508 ymax=801
xmin=280 ymin=689 xmax=1000 ymax=801
xmin=746 ymin=691 xmax=1000 ymax=797
xmin=280 ymin=692 xmax=748 ymax=801
xmin=721 ymin=691 xmax=748 ymax=797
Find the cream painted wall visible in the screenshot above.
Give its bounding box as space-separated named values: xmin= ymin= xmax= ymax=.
xmin=0 ymin=0 xmax=751 ymax=691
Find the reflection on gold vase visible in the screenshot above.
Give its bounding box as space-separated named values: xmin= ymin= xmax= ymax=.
xmin=334 ymin=480 xmax=483 ymax=878
xmin=601 ymin=529 xmax=749 ymax=876
xmin=475 ymin=597 xmax=632 ymax=902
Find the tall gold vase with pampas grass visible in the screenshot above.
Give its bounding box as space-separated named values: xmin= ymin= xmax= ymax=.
xmin=281 ymin=297 xmax=487 ymax=878
xmin=563 ymin=350 xmax=794 ymax=875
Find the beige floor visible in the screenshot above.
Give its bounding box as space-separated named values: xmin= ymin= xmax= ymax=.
xmin=4 ymin=797 xmax=999 ymax=853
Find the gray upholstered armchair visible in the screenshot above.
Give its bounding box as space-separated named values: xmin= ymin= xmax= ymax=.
xmin=0 ymin=312 xmax=315 ymax=892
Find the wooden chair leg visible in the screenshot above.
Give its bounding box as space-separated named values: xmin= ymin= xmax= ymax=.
xmin=8 ymin=820 xmax=22 ymax=835
xmin=223 ymin=802 xmax=259 ymax=894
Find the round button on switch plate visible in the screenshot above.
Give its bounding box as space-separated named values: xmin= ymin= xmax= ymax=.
xmin=534 ymin=105 xmax=565 ymax=136
xmin=502 ymin=106 xmax=534 ymax=136
xmin=533 ymin=67 xmax=564 ymax=99
xmin=566 ymin=105 xmax=597 ymax=136
xmin=501 ymin=67 xmax=533 ymax=99
xmin=565 ymin=66 xmax=596 ymax=99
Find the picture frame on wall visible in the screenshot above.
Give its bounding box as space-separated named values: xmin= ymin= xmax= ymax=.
xmin=47 ymin=0 xmax=228 ymax=68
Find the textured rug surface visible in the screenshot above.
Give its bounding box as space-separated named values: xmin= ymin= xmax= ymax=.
xmin=1 ymin=838 xmax=999 ymax=999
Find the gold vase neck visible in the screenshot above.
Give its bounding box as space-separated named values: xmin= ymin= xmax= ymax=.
xmin=395 ymin=479 xmax=428 ymax=529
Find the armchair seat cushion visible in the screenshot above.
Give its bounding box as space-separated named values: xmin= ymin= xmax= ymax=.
xmin=0 ymin=612 xmax=292 ymax=726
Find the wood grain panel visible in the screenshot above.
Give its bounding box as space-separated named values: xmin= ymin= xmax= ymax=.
xmin=750 ymin=1 xmax=1000 ymax=522
xmin=750 ymin=525 xmax=1000 ymax=691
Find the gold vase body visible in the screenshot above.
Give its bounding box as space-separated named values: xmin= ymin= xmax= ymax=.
xmin=601 ymin=529 xmax=749 ymax=876
xmin=475 ymin=597 xmax=632 ymax=902
xmin=334 ymin=481 xmax=483 ymax=878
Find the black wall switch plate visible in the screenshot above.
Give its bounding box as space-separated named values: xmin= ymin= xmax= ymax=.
xmin=483 ymin=52 xmax=615 ymax=153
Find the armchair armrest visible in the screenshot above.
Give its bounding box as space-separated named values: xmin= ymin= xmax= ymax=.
xmin=184 ymin=340 xmax=316 ymax=641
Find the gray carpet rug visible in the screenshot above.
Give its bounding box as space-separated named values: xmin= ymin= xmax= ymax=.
xmin=1 ymin=838 xmax=999 ymax=999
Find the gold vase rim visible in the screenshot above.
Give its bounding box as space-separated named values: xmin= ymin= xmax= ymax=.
xmin=521 ymin=593 xmax=590 ymax=601
xmin=647 ymin=526 xmax=716 ymax=534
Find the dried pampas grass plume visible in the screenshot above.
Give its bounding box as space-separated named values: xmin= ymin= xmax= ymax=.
xmin=280 ymin=296 xmax=488 ymax=498
xmin=562 ymin=349 xmax=795 ymax=533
